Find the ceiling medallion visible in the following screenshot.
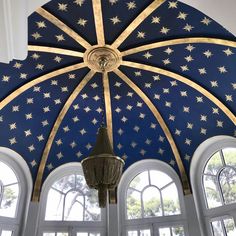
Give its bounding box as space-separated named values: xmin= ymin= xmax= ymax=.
xmin=84 ymin=45 xmax=122 ymax=72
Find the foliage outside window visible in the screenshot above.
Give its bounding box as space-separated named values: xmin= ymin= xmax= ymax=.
xmin=159 ymin=226 xmax=185 ymax=236
xmin=203 ymin=148 xmax=236 ymax=209
xmin=211 ymin=217 xmax=236 ymax=236
xmin=126 ymin=170 xmax=181 ymax=219
xmin=45 ymin=174 xmax=100 ymax=221
xmin=0 ymin=161 xmax=19 ymax=218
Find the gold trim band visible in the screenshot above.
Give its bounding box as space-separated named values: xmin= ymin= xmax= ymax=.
xmin=103 ymin=73 xmax=113 ymax=147
xmin=114 ymin=68 xmax=191 ymax=194
xmin=32 ymin=70 xmax=96 ymax=202
xmin=28 ymin=45 xmax=84 ymax=57
xmin=112 ymin=0 xmax=165 ymax=49
xmin=0 ymin=63 xmax=86 ymax=110
xmin=122 ymin=37 xmax=236 ymax=56
xmin=122 ymin=61 xmax=236 ymax=125
xmin=37 ymin=8 xmax=91 ymax=49
xmin=92 ymin=0 xmax=105 ymax=46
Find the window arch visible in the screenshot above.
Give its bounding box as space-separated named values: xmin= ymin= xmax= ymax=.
xmin=118 ymin=159 xmax=187 ymax=236
xmin=191 ymin=136 xmax=236 ymax=236
xmin=0 ymin=147 xmax=32 ymax=236
xmin=39 ymin=163 xmax=106 ymax=236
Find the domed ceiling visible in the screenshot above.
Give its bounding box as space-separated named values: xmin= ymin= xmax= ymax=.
xmin=0 ymin=0 xmax=236 ymax=201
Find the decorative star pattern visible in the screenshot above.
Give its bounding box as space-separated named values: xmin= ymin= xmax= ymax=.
xmin=0 ymin=0 xmax=235 ymax=189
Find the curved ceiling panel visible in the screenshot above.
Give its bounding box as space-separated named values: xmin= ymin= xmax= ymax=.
xmin=0 ymin=0 xmax=235 ymax=200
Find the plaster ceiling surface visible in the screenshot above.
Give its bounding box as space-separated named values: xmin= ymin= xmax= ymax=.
xmin=0 ymin=0 xmax=236 ymax=200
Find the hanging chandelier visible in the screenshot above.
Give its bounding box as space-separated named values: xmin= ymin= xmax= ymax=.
xmin=81 ymin=48 xmax=125 ymax=208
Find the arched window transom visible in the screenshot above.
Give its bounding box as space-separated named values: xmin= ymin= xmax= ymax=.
xmin=45 ymin=174 xmax=101 ymax=221
xmin=203 ymin=148 xmax=236 ymax=209
xmin=126 ymin=170 xmax=181 ymax=220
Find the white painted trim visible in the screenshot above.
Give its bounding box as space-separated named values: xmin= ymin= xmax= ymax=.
xmin=0 ymin=147 xmax=33 ymax=236
xmin=118 ymin=159 xmax=187 ymax=236
xmin=190 ymin=135 xmax=236 ymax=236
xmin=38 ymin=162 xmax=106 ymax=236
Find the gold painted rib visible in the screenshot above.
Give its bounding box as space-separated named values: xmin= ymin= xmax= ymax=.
xmin=122 ymin=37 xmax=236 ymax=56
xmin=103 ymin=73 xmax=113 ymax=146
xmin=0 ymin=63 xmax=86 ymax=109
xmin=32 ymin=70 xmax=96 ymax=202
xmin=92 ymin=0 xmax=105 ymax=46
xmin=122 ymin=61 xmax=236 ymax=125
xmin=37 ymin=7 xmax=91 ymax=49
xmin=112 ymin=0 xmax=165 ymax=49
xmin=28 ymin=45 xmax=84 ymax=57
xmin=114 ymin=68 xmax=191 ymax=195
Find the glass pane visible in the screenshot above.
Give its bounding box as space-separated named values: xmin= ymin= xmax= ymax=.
xmin=90 ymin=234 xmax=100 ymax=236
xmin=203 ymin=175 xmax=222 ymax=208
xmin=0 ymin=183 xmax=19 ymax=217
xmin=0 ymin=162 xmax=18 ymax=185
xmin=211 ymin=221 xmax=224 ymax=236
xmin=162 ymin=183 xmax=180 ymax=215
xmin=75 ymin=175 xmax=87 ymax=192
xmin=77 ymin=233 xmax=88 ymax=236
xmin=220 ymin=168 xmax=236 ymax=204
xmin=159 ymin=228 xmax=171 ymax=236
xmin=127 ymin=189 xmax=141 ymax=219
xmin=224 ymin=218 xmax=236 ymax=236
xmin=84 ymin=190 xmax=101 ymax=221
xmin=143 ymin=187 xmax=162 ymax=217
xmin=129 ymin=171 xmax=149 ymax=191
xmin=128 ymin=231 xmax=138 ymax=236
xmin=1 ymin=231 xmax=13 ymax=236
xmin=57 ymin=233 xmax=68 ymax=236
xmin=43 ymin=233 xmax=55 ymax=236
xmin=172 ymin=226 xmax=185 ymax=236
xmin=45 ymin=188 xmax=64 ymax=220
xmin=64 ymin=191 xmax=84 ymax=221
xmin=223 ymin=148 xmax=236 ymax=167
xmin=52 ymin=174 xmax=75 ymax=193
xmin=150 ymin=170 xmax=172 ymax=189
xmin=140 ymin=229 xmax=151 ymax=236
xmin=205 ymin=152 xmax=223 ymax=175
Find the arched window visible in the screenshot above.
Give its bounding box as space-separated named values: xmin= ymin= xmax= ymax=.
xmin=191 ymin=136 xmax=236 ymax=236
xmin=39 ymin=163 xmax=106 ymax=236
xmin=0 ymin=147 xmax=32 ymax=236
xmin=118 ymin=160 xmax=187 ymax=236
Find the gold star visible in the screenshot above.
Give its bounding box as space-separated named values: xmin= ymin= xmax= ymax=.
xmin=200 ymin=115 xmax=207 ymax=122
xmin=28 ymin=145 xmax=35 ymax=152
xmin=20 ymin=73 xmax=28 ymax=79
xmin=12 ymin=106 xmax=19 ymax=112
xmin=24 ymin=129 xmax=32 ymax=137
xmin=9 ymin=137 xmax=17 ymax=145
xmin=163 ymin=58 xmax=171 ymax=65
xmin=58 ymin=3 xmax=68 ymax=11
xmin=150 ymin=123 xmax=157 ymax=129
xmin=137 ymin=31 xmax=146 ymax=38
xmin=13 ymin=62 xmax=23 ymax=69
xmin=232 ymin=83 xmax=236 ymax=90
xmin=223 ymin=48 xmax=234 ymax=56
xmin=200 ymin=128 xmax=207 ymax=135
xmin=54 ymin=56 xmax=63 ymax=63
xmin=74 ymin=0 xmax=85 ymax=6
xmin=212 ymin=107 xmax=219 ymax=114
xmin=201 ymin=17 xmax=212 ymax=25
xmin=31 ymin=32 xmax=42 ymax=40
xmin=168 ymin=1 xmax=178 ymax=8
xmin=180 ymin=91 xmax=187 ymax=97
xmin=185 ymin=44 xmax=195 ymax=52
xmin=110 ymin=16 xmax=121 ymax=25
xmin=210 ymin=81 xmax=218 ymax=87
xmin=36 ymin=64 xmax=44 ymax=70
xmin=218 ymin=66 xmax=227 ymax=73
xmin=198 ymin=68 xmax=207 ymax=75
xmin=56 ymin=139 xmax=63 ymax=146
xmin=109 ymin=0 xmax=118 ymax=5
xmin=31 ymin=53 xmax=40 ymax=60
xmin=2 ymin=75 xmax=10 ymax=82
xmin=216 ymin=120 xmax=223 ymax=128
xmin=55 ymin=34 xmax=65 ymax=42
xmin=187 ymin=122 xmax=194 ymax=129
xmin=91 ymin=118 xmax=98 ymax=125
xmin=151 ymin=16 xmax=160 ymax=24
xmin=42 ymin=120 xmax=49 ymax=126
xmin=160 ymin=27 xmax=170 ymax=34
xmin=37 ymin=135 xmax=44 ymax=141
xmin=177 ymin=12 xmax=187 ymax=20
xmin=164 ymin=47 xmax=174 ymax=55
xmin=77 ymin=18 xmax=87 ymax=26
xmin=185 ymin=55 xmax=194 ymax=62
xmin=30 ymin=160 xmax=37 ymax=167
xmin=80 ymin=128 xmax=87 ymax=135
xmin=203 ymin=50 xmax=213 ymax=58
xmin=143 ymin=51 xmax=152 ymax=59
xmin=196 ymin=96 xmax=203 ymax=103
xmin=36 ymin=21 xmax=46 ymax=28
xmin=180 ymin=65 xmax=189 ymax=71
xmin=25 ymin=113 xmax=33 ymax=120
xmin=225 ymin=94 xmax=233 ymax=102
xmin=27 ymin=98 xmax=34 ymax=104
xmin=9 ymin=123 xmax=17 ymax=130
xmin=127 ymin=1 xmax=136 ymax=10
xmin=183 ymin=24 xmax=194 ymax=32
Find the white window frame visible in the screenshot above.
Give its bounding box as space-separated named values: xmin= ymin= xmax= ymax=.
xmin=118 ymin=159 xmax=188 ymax=236
xmin=38 ymin=163 xmax=107 ymax=236
xmin=191 ymin=135 xmax=236 ymax=236
xmin=0 ymin=147 xmax=32 ymax=236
